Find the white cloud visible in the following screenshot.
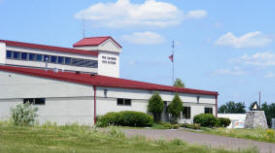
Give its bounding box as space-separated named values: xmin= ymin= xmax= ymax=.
xmin=74 ymin=0 xmax=207 ymax=28
xmin=185 ymin=10 xmax=207 ymax=19
xmin=264 ymin=72 xmax=275 ymax=78
xmin=214 ymin=67 xmax=246 ymax=76
xmin=234 ymin=52 xmax=275 ymax=66
xmin=215 ymin=31 xmax=272 ymax=48
xmin=121 ymin=31 xmax=165 ymax=44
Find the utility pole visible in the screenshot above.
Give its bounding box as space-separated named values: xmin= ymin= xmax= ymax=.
xmin=259 ymin=91 xmax=262 ymax=109
xmin=82 ymin=18 xmax=86 ymax=38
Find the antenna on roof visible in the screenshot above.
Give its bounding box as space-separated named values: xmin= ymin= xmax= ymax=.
xmin=82 ymin=18 xmax=86 ymax=38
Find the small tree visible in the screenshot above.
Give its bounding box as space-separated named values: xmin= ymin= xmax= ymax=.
xmin=148 ymin=93 xmax=164 ymax=123
xmin=173 ymin=78 xmax=185 ymax=88
xmin=11 ymin=102 xmax=38 ymax=126
xmin=168 ymin=94 xmax=183 ymax=123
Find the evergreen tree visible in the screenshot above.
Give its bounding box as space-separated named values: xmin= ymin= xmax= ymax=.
xmin=148 ymin=93 xmax=164 ymax=122
xmin=168 ymin=94 xmax=183 ymax=123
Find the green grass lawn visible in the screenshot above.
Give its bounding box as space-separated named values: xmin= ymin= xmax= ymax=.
xmin=199 ymin=127 xmax=275 ymax=143
xmin=0 ymin=123 xmax=257 ymax=153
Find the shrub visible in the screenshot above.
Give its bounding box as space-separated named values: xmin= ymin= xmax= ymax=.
xmin=265 ymin=129 xmax=275 ymax=140
xmin=97 ymin=111 xmax=153 ymax=127
xmin=96 ymin=112 xmax=121 ymax=127
xmin=217 ymin=117 xmax=231 ymax=127
xmin=148 ymin=93 xmax=164 ymax=123
xmin=181 ymin=123 xmax=201 ymax=130
xmin=193 ymin=114 xmax=217 ymax=127
xmin=168 ymin=94 xmax=183 ymax=123
xmin=157 ymin=122 xmax=179 ymax=129
xmin=11 ymin=103 xmax=38 ymax=126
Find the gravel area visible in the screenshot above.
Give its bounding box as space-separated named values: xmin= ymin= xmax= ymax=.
xmin=122 ymin=128 xmax=275 ymax=153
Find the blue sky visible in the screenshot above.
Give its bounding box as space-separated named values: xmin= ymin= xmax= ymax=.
xmin=0 ymin=0 xmax=275 ymax=107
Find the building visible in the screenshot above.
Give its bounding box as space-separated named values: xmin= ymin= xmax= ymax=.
xmin=0 ymin=37 xmax=218 ymax=125
xmin=218 ymin=113 xmax=246 ymax=128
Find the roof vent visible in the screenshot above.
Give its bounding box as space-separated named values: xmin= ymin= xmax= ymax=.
xmin=90 ymin=73 xmax=97 ymax=77
xmin=53 ymin=68 xmax=59 ymax=73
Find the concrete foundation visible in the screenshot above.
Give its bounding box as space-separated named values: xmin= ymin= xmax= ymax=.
xmin=244 ymin=111 xmax=268 ymax=129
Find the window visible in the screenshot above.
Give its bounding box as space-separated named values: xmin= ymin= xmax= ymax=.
xmin=182 ymin=107 xmax=191 ymax=119
xmin=50 ymin=56 xmax=57 ymax=63
xmin=205 ymin=107 xmax=213 ymax=114
xmin=86 ymin=60 xmax=98 ymax=68
xmin=23 ymin=98 xmax=45 ymax=105
xmin=44 ymin=55 xmax=49 ymax=62
xmin=71 ymin=58 xmax=85 ymax=66
xmin=65 ymin=57 xmax=71 ymax=65
xmin=29 ymin=53 xmax=36 ymax=61
xmin=58 ymin=56 xmax=64 ymax=64
xmin=21 ymin=53 xmax=28 ymax=60
xmin=117 ymin=98 xmax=131 ymax=106
xmin=36 ymin=54 xmax=42 ymax=61
xmin=13 ymin=52 xmax=20 ymax=59
xmin=6 ymin=51 xmax=12 ymax=59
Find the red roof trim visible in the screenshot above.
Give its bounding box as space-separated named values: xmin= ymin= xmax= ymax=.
xmin=73 ymin=36 xmax=122 ymax=48
xmin=0 ymin=65 xmax=218 ymax=96
xmin=0 ymin=40 xmax=98 ymax=57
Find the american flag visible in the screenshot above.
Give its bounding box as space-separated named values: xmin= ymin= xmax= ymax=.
xmin=169 ymin=54 xmax=174 ymax=62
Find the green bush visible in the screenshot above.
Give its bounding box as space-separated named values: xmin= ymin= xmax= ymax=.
xmin=97 ymin=111 xmax=153 ymax=127
xmin=181 ymin=123 xmax=201 ymax=130
xmin=193 ymin=114 xmax=217 ymax=127
xmin=217 ymin=117 xmax=231 ymax=127
xmin=11 ymin=103 xmax=38 ymax=126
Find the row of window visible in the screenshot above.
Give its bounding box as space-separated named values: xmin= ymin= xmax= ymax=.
xmin=6 ymin=50 xmax=98 ymax=68
xmin=22 ymin=97 xmax=213 ymax=120
xmin=23 ymin=98 xmax=45 ymax=105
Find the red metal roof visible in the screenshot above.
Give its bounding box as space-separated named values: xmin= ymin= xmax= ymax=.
xmin=0 ymin=40 xmax=98 ymax=57
xmin=0 ymin=65 xmax=218 ymax=96
xmin=73 ymin=36 xmax=122 ymax=48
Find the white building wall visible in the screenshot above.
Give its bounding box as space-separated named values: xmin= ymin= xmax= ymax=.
xmin=0 ymin=71 xmax=216 ymax=125
xmin=97 ymin=51 xmax=120 ymax=77
xmin=96 ymin=87 xmax=216 ymax=123
xmin=0 ymin=71 xmax=95 ymax=125
xmin=96 ymin=87 xmax=216 ymax=105
xmin=0 ymin=42 xmax=6 ymax=64
xmin=96 ymin=98 xmax=148 ymax=116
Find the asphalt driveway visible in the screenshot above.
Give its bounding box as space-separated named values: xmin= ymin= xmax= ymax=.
xmin=122 ymin=128 xmax=275 ymax=153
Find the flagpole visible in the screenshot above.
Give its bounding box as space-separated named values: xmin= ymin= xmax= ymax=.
xmin=172 ymin=40 xmax=175 ymax=85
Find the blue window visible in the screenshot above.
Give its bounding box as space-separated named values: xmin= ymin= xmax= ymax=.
xmin=44 ymin=55 xmax=49 ymax=62
xmin=36 ymin=54 xmax=42 ymax=61
xmin=29 ymin=53 xmax=35 ymax=61
xmin=50 ymin=56 xmax=57 ymax=63
xmin=6 ymin=51 xmax=12 ymax=59
xmin=65 ymin=57 xmax=71 ymax=65
xmin=21 ymin=53 xmax=27 ymax=60
xmin=13 ymin=52 xmax=20 ymax=59
xmin=58 ymin=57 xmax=64 ymax=64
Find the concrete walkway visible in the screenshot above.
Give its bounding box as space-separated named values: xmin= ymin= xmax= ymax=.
xmin=122 ymin=128 xmax=275 ymax=153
